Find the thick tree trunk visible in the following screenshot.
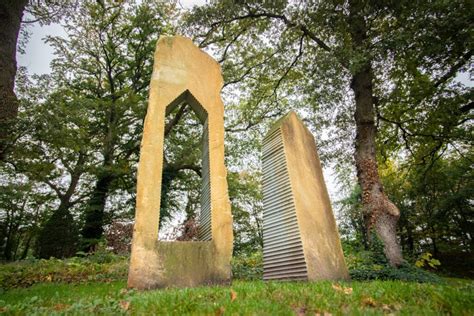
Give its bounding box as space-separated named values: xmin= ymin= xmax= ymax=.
xmin=37 ymin=152 xmax=85 ymax=258
xmin=36 ymin=200 xmax=79 ymax=259
xmin=0 ymin=0 xmax=28 ymax=160
xmin=81 ymin=173 xmax=115 ymax=251
xmin=349 ymin=0 xmax=403 ymax=267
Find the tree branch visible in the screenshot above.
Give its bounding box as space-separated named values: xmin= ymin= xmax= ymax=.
xmin=434 ymin=49 xmax=473 ymax=88
xmin=209 ymin=11 xmax=331 ymax=52
xmin=164 ymin=103 xmax=188 ymax=137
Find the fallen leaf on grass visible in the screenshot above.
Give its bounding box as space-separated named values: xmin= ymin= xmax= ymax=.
xmin=293 ymin=306 xmax=307 ymax=316
xmin=361 ymin=297 xmax=377 ymax=307
xmin=230 ymin=289 xmax=237 ymax=302
xmin=53 ymin=304 xmax=70 ymax=311
xmin=332 ymin=284 xmax=353 ymax=295
xmin=215 ymin=306 xmax=225 ymax=316
xmin=315 ymin=312 xmax=332 ymax=316
xmin=119 ymin=300 xmax=130 ymax=311
xmin=119 ymin=288 xmax=128 ymax=295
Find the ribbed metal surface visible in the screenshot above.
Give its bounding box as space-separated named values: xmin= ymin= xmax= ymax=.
xmin=262 ymin=128 xmax=308 ymax=281
xmin=198 ymin=119 xmax=212 ymax=241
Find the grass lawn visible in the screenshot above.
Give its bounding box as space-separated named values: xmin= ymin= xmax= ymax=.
xmin=1 ymin=278 xmax=473 ymax=315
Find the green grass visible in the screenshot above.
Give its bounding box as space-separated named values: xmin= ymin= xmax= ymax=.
xmin=1 ymin=279 xmax=473 ymax=315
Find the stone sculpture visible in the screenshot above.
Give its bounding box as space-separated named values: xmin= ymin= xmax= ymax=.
xmin=128 ymin=36 xmax=233 ymax=290
xmin=262 ymin=112 xmax=349 ymax=281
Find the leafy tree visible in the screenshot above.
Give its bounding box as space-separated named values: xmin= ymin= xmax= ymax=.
xmin=1 ymin=0 xmax=175 ymax=257
xmin=228 ymin=171 xmax=263 ymax=256
xmin=4 ymin=73 xmax=93 ymax=259
xmin=382 ymin=155 xmax=473 ymax=257
xmin=184 ymin=0 xmax=472 ymax=266
xmin=41 ymin=0 xmax=172 ymax=250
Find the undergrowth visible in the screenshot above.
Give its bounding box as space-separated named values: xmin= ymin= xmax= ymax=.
xmin=0 ymin=251 xmax=128 ymax=291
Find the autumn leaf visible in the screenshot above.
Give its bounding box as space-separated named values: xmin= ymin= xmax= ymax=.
xmin=53 ymin=304 xmax=69 ymax=311
xmin=361 ymin=297 xmax=377 ymax=307
xmin=215 ymin=306 xmax=225 ymax=316
xmin=230 ymin=289 xmax=237 ymax=302
xmin=119 ymin=300 xmax=130 ymax=311
xmin=332 ymin=284 xmax=353 ymax=295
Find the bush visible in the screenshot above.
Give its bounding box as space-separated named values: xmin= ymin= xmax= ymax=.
xmin=104 ymin=220 xmax=134 ymax=254
xmin=350 ymin=263 xmax=443 ymax=283
xmin=343 ymin=236 xmax=442 ymax=283
xmin=232 ymin=251 xmax=263 ymax=280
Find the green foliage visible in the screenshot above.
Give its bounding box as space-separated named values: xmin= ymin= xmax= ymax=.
xmin=1 ymin=0 xmax=174 ymax=258
xmin=343 ymin=235 xmax=442 ymax=283
xmin=338 ymin=154 xmax=473 ymax=276
xmin=184 ymin=0 xmax=473 ymax=266
xmin=0 ymin=253 xmax=127 ymax=291
xmin=350 ymin=263 xmax=443 ymax=284
xmin=381 ymin=156 xmax=473 ymax=261
xmin=228 ymin=171 xmax=263 ymax=256
xmin=231 ymin=251 xmax=263 ymax=280
xmin=415 ymin=253 xmax=441 ymax=270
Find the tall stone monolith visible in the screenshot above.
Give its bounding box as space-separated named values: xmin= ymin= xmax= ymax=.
xmin=262 ymin=112 xmax=349 ymax=281
xmin=127 ymin=36 xmax=233 ymax=290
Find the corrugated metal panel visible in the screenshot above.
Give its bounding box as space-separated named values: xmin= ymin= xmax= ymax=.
xmin=198 ymin=119 xmax=212 ymax=241
xmin=262 ymin=128 xmax=308 ymax=281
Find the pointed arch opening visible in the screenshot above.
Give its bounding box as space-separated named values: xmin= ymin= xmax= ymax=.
xmin=158 ymin=90 xmax=211 ymax=241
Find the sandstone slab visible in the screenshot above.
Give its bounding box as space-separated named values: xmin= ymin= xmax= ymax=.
xmin=262 ymin=112 xmax=349 ymax=281
xmin=128 ymin=36 xmax=233 ymax=290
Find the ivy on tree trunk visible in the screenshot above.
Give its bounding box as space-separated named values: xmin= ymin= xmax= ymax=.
xmin=349 ymin=0 xmax=403 ymax=267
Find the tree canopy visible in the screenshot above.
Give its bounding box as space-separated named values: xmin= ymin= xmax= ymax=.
xmin=0 ymin=0 xmax=471 ymax=269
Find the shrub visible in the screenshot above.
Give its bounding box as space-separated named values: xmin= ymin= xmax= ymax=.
xmin=232 ymin=251 xmax=263 ymax=280
xmin=343 ymin=235 xmax=442 ymax=283
xmin=415 ymin=252 xmax=441 ymax=269
xmin=104 ymin=220 xmax=134 ymax=254
xmin=349 ymin=263 xmax=443 ymax=283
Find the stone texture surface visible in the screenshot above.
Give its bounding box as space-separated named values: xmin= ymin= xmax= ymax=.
xmin=263 ymin=112 xmax=349 ymax=281
xmin=127 ymin=36 xmax=233 ymax=290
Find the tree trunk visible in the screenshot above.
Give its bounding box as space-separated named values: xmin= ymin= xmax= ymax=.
xmin=36 ymin=200 xmax=80 ymax=259
xmin=0 ymin=0 xmax=28 ymax=160
xmin=37 ymin=152 xmax=85 ymax=258
xmin=81 ymin=173 xmax=115 ymax=251
xmin=349 ymin=0 xmax=403 ymax=267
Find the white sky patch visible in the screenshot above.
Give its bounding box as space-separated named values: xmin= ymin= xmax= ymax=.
xmin=179 ymin=0 xmax=208 ymax=9
xmin=18 ymin=22 xmax=66 ymax=75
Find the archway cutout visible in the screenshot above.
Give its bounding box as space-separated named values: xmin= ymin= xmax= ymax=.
xmin=160 ymin=90 xmax=211 ymax=241
xmin=128 ymin=36 xmax=233 ymax=290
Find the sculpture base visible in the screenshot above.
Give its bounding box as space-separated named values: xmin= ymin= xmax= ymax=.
xmin=127 ymin=241 xmax=231 ymax=290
